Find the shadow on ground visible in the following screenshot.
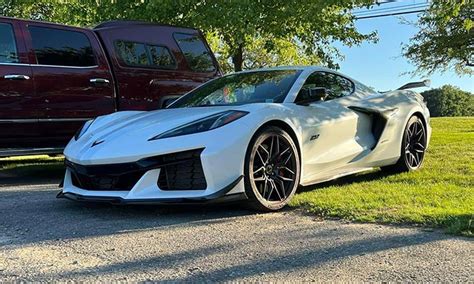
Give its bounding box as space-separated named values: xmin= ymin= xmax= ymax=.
xmin=1 ymin=162 xmax=472 ymax=281
xmin=0 ymin=160 xmax=400 ymax=249
xmin=0 ymin=184 xmax=257 ymax=247
xmin=298 ymin=168 xmax=393 ymax=193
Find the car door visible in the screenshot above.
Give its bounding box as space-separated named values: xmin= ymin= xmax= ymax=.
xmin=297 ymin=72 xmax=375 ymax=182
xmin=22 ymin=23 xmax=115 ymax=147
xmin=0 ymin=19 xmax=40 ymax=149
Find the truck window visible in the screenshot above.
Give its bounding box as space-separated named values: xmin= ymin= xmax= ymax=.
xmin=115 ymin=41 xmax=148 ymax=66
xmin=148 ymin=45 xmax=175 ymax=68
xmin=28 ymin=26 xmax=96 ymax=67
xmin=115 ymin=40 xmax=176 ymax=69
xmin=173 ymin=33 xmax=215 ymax=72
xmin=0 ymin=23 xmax=19 ymax=63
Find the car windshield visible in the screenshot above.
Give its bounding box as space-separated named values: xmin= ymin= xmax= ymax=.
xmin=169 ymin=70 xmax=301 ymax=108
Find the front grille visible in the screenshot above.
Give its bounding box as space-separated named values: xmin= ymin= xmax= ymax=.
xmin=67 ymin=160 xmax=147 ymax=191
xmin=66 ymin=148 xmax=206 ymax=191
xmin=70 ymin=170 xmax=146 ymax=191
xmin=158 ymin=150 xmax=206 ymax=190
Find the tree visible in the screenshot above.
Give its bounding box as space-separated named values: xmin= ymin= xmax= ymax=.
xmin=421 ymin=85 xmax=474 ymax=117
xmin=1 ymin=0 xmax=377 ymax=72
xmin=403 ymin=0 xmax=474 ymax=75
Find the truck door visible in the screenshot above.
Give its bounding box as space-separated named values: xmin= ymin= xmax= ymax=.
xmin=0 ymin=19 xmax=39 ymax=149
xmin=21 ymin=23 xmax=115 ymax=147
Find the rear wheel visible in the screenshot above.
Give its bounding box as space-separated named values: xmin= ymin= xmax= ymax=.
xmin=382 ymin=115 xmax=427 ymax=173
xmin=244 ymin=126 xmax=300 ymax=211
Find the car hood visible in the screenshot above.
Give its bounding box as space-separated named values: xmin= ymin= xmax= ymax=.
xmin=76 ymin=106 xmax=251 ymax=144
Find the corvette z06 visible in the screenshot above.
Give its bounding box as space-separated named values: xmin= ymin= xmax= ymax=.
xmin=58 ymin=66 xmax=431 ymax=211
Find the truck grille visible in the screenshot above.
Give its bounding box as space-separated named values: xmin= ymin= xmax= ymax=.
xmin=66 ymin=148 xmax=206 ymax=191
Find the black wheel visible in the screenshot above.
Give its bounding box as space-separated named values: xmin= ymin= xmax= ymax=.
xmin=244 ymin=126 xmax=300 ymax=211
xmin=382 ymin=115 xmax=427 ymax=173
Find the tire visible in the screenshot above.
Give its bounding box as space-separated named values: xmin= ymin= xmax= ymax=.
xmin=244 ymin=126 xmax=300 ymax=211
xmin=382 ymin=115 xmax=427 ymax=173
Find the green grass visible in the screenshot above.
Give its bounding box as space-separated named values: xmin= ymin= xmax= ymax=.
xmin=290 ymin=117 xmax=474 ymax=236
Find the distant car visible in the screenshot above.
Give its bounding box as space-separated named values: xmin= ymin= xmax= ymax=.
xmin=58 ymin=66 xmax=431 ymax=211
xmin=0 ymin=17 xmax=220 ymax=157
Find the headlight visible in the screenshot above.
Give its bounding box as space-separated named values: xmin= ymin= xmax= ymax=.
xmin=74 ymin=119 xmax=95 ymax=140
xmin=149 ymin=110 xmax=248 ymax=140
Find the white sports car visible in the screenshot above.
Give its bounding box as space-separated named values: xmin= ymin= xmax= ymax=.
xmin=58 ymin=66 xmax=431 ymax=211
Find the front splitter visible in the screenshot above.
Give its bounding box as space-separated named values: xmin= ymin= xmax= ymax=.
xmin=57 ymin=175 xmax=246 ymax=205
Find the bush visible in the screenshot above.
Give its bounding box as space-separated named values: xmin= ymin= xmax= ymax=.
xmin=421 ymin=85 xmax=474 ymax=117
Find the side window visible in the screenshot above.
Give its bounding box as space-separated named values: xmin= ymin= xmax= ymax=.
xmin=355 ymin=81 xmax=376 ymax=94
xmin=0 ymin=23 xmax=19 ymax=63
xmin=330 ymin=74 xmax=354 ymax=98
xmin=114 ymin=40 xmax=176 ymax=69
xmin=173 ymin=33 xmax=215 ymax=72
xmin=148 ymin=45 xmax=175 ymax=68
xmin=298 ymin=72 xmax=354 ymax=101
xmin=115 ymin=41 xmax=148 ymax=66
xmin=29 ymin=26 xmax=96 ymax=67
xmin=297 ymin=72 xmax=333 ymax=102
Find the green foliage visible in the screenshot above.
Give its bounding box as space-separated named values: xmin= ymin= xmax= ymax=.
xmin=0 ymin=0 xmax=377 ymax=72
xmin=290 ymin=117 xmax=474 ymax=236
xmin=421 ymin=85 xmax=474 ymax=117
xmin=403 ymin=0 xmax=474 ymax=75
xmin=0 ymin=0 xmax=98 ymax=27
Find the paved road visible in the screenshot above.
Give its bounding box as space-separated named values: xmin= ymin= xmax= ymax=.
xmin=0 ymin=178 xmax=472 ymax=282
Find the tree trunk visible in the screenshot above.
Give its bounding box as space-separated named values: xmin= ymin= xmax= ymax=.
xmin=232 ymin=45 xmax=243 ymax=72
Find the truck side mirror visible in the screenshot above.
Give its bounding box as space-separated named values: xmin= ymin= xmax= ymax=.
xmin=295 ymin=87 xmax=328 ymax=105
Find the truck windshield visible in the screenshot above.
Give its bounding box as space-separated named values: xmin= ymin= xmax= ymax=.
xmin=169 ymin=70 xmax=301 ymax=108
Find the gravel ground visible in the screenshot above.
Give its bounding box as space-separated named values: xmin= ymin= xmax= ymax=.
xmin=0 ymin=179 xmax=472 ymax=282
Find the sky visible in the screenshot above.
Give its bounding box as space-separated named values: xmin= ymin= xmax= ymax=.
xmin=335 ymin=1 xmax=473 ymax=93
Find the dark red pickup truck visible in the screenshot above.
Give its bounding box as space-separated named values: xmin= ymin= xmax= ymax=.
xmin=0 ymin=17 xmax=221 ymax=157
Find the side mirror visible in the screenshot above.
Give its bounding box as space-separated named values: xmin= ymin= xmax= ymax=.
xmin=296 ymin=87 xmax=328 ymax=105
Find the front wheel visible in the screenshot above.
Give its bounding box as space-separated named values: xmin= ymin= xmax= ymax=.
xmin=382 ymin=115 xmax=427 ymax=173
xmin=244 ymin=126 xmax=300 ymax=211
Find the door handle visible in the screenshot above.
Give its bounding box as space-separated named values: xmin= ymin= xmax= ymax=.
xmin=90 ymin=78 xmax=110 ymax=85
xmin=4 ymin=74 xmax=30 ymax=80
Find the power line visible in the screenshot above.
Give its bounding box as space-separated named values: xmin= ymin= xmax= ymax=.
xmin=353 ymin=3 xmax=429 ymax=16
xmin=355 ymin=8 xmax=427 ymax=20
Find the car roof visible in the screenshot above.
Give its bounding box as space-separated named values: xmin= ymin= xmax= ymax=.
xmin=229 ymin=66 xmax=370 ymax=91
xmin=231 ymin=66 xmax=356 ymax=80
xmin=233 ymin=65 xmax=338 ymax=74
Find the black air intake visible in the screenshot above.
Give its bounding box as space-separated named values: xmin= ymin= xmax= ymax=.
xmin=158 ymin=149 xmax=207 ymax=190
xmin=66 ymin=148 xmax=206 ymax=191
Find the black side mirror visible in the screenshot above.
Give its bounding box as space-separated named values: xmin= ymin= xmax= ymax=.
xmin=296 ymin=87 xmax=327 ymax=105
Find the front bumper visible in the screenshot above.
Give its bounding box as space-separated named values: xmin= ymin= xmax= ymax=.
xmin=57 ymin=175 xmax=246 ymax=204
xmin=61 ymin=139 xmax=251 ymax=204
xmin=61 ymin=112 xmax=256 ymax=204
